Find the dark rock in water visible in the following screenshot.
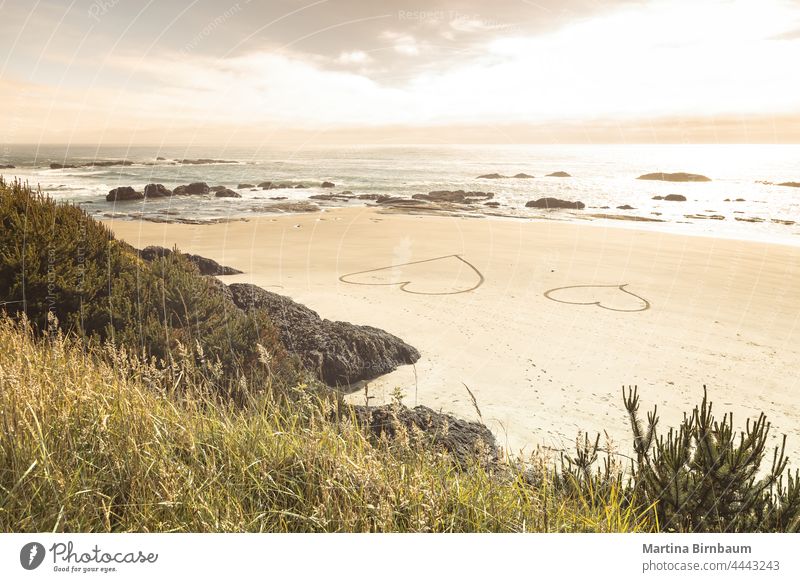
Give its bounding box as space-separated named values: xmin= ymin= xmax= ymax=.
xmin=637 ymin=172 xmax=711 ymax=182
xmin=772 ymin=218 xmax=796 ymax=225
xmin=238 ymin=183 xmax=255 ymax=189
xmin=185 ymin=182 xmax=210 ymax=195
xmin=321 ymin=181 xmax=335 ymax=188
xmin=484 ymin=201 xmax=500 ymax=208
xmin=269 ymin=196 xmax=288 ymax=200
xmin=156 ymin=156 xmax=166 ymax=161
xmin=547 ymin=171 xmax=571 ymax=177
xmin=735 ymin=216 xmax=765 ymax=223
xmin=617 ymin=204 xmax=635 ymax=210
xmin=664 ymin=194 xmax=687 ymax=201
xmin=209 ymin=185 xmax=228 ymax=192
xmin=228 ymin=283 xmax=420 ymax=386
xmin=50 ymin=163 xmax=77 ymax=169
xmin=512 ymin=173 xmax=534 ymax=179
xmin=778 ymin=182 xmax=800 ymax=188
xmin=144 ymin=183 xmax=172 ymax=198
xmin=652 ymin=196 xmax=664 ymax=200
xmin=736 ymin=198 xmax=746 ymax=202
xmin=476 ymin=173 xmax=507 ymax=179
xmin=257 ymin=181 xmax=272 ymax=188
xmin=413 ymin=190 xmax=494 ymax=204
xmin=294 ymin=184 xmax=308 ymax=189
xmin=139 ymin=246 xmax=243 ymax=275
xmin=377 ymin=197 xmax=429 ymax=207
xmin=0 ymin=164 xmax=15 ymax=169
xmin=178 ymin=158 xmax=236 ymax=165
xmin=346 ymin=404 xmax=498 ymax=467
xmin=685 ymin=214 xmax=725 ymax=220
xmin=106 ymin=186 xmax=143 ymax=201
xmin=525 ymin=197 xmax=585 ymax=209
xmin=340 ymin=191 xmax=353 ymax=195
xmin=172 ymin=185 xmax=188 ymax=195
xmin=215 ymin=188 xmax=241 ymax=198
xmin=356 ymin=194 xmax=381 ymax=200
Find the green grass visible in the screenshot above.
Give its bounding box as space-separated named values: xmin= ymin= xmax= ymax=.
xmin=0 ymin=317 xmax=654 ymax=532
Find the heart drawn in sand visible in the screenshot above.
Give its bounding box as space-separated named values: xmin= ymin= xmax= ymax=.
xmin=544 ymin=284 xmax=651 ymax=312
xmin=339 ymin=254 xmax=484 ymax=295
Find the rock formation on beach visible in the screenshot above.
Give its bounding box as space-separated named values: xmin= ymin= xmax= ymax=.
xmin=321 ymin=181 xmax=335 ymax=188
xmin=138 ymin=246 xmax=243 ymax=276
xmin=228 ymin=283 xmax=420 ymax=386
xmin=512 ymin=173 xmax=534 ymax=178
xmin=547 ymin=171 xmax=571 ymax=177
xmin=347 ymin=404 xmax=498 ymax=466
xmin=652 ymin=194 xmax=687 ymax=201
xmin=476 ymin=173 xmax=506 ymax=179
xmin=778 ymin=182 xmax=800 ymax=188
xmin=0 ymin=164 xmax=15 ymax=169
xmin=238 ymin=183 xmax=255 ymax=189
xmin=412 ymin=190 xmax=494 ymax=204
xmin=144 ymin=183 xmax=172 ymax=198
xmin=215 ymin=188 xmax=241 ymax=198
xmin=526 ymin=197 xmax=585 ymax=209
xmin=106 ymin=186 xmax=143 ymax=201
xmin=638 ymin=172 xmax=711 ymax=182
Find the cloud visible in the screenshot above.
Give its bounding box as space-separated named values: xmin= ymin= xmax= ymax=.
xmin=335 ymin=50 xmax=373 ymax=65
xmin=381 ymin=31 xmax=420 ymax=55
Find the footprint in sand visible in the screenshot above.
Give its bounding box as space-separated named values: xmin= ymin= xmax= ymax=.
xmin=339 ymin=254 xmax=484 ymax=295
xmin=544 ymin=284 xmax=650 ymax=312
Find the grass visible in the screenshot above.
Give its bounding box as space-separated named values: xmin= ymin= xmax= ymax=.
xmin=0 ymin=317 xmax=654 ymax=532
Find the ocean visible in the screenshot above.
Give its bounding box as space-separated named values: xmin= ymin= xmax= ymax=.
xmin=1 ymin=143 xmax=798 ymax=245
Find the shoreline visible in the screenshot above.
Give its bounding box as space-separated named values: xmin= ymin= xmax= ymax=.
xmin=106 ymin=206 xmax=800 ymax=458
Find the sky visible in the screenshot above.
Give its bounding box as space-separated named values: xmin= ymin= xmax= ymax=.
xmin=1 ymin=0 xmax=799 ymax=144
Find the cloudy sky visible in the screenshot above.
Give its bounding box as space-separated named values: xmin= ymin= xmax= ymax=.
xmin=1 ymin=0 xmax=799 ymax=144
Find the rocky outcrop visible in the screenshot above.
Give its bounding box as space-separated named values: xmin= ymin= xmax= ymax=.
xmin=778 ymin=182 xmax=800 ymax=188
xmin=215 ymin=188 xmax=241 ymax=198
xmin=0 ymin=164 xmax=15 ymax=169
xmin=238 ymin=183 xmax=255 ymax=189
xmin=321 ymin=181 xmax=335 ymax=188
xmin=512 ymin=173 xmax=534 ymax=179
xmin=617 ymin=204 xmax=635 ymax=210
xmin=346 ymin=404 xmax=498 ymax=467
xmin=412 ymin=190 xmax=494 ymax=204
xmin=547 ymin=171 xmax=571 ymax=177
xmin=652 ymin=194 xmax=687 ymax=201
xmin=257 ymin=181 xmax=272 ymax=188
xmin=525 ymin=197 xmax=585 ymax=209
xmin=106 ymin=186 xmax=143 ymax=201
xmin=177 ymin=158 xmax=236 ymax=165
xmin=476 ymin=173 xmax=506 ymax=179
xmin=50 ymin=163 xmax=77 ymax=169
xmin=228 ymin=283 xmax=420 ymax=386
xmin=138 ymin=246 xmax=243 ymax=275
xmin=144 ymin=183 xmax=172 ymax=198
xmin=638 ymin=172 xmax=711 ymax=182
xmin=179 ymin=182 xmax=210 ymax=195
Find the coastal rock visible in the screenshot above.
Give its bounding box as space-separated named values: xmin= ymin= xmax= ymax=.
xmin=547 ymin=171 xmax=571 ymax=177
xmin=0 ymin=164 xmax=15 ymax=169
xmin=86 ymin=160 xmax=133 ymax=167
xmin=294 ymin=184 xmax=308 ymax=189
xmin=309 ymin=194 xmax=353 ymax=201
xmin=484 ymin=201 xmax=500 ymax=208
xmin=215 ymin=188 xmax=241 ymax=198
xmin=209 ymin=185 xmax=228 ymax=192
xmin=512 ymin=173 xmax=534 ymax=179
xmin=143 ymin=183 xmax=172 ymax=198
xmin=347 ymin=404 xmax=498 ymax=467
xmin=50 ymin=163 xmax=77 ymax=169
xmin=106 ymin=186 xmax=143 ymax=202
xmin=476 ymin=173 xmax=506 ymax=179
xmin=412 ymin=190 xmax=494 ymax=204
xmin=238 ymin=183 xmax=255 ymax=189
xmin=525 ymin=197 xmax=585 ymax=209
xmin=321 ymin=181 xmax=335 ymax=188
xmin=156 ymin=156 xmax=166 ymax=161
xmin=172 ymin=185 xmax=188 ymax=195
xmin=178 ymin=158 xmax=236 ymax=165
xmin=637 ymin=172 xmax=711 ymax=182
xmin=257 ymin=181 xmax=272 ymax=188
xmin=228 ymin=283 xmax=420 ymax=385
xmin=652 ymin=194 xmax=687 ymax=201
xmin=617 ymin=204 xmax=635 ymax=210
xmin=139 ymin=246 xmax=243 ymax=275
xmin=778 ymin=182 xmax=800 ymax=188
xmin=185 ymin=182 xmax=210 ymax=195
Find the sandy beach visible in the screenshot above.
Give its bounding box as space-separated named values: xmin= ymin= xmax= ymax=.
xmin=108 ymin=209 xmax=800 ymax=458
